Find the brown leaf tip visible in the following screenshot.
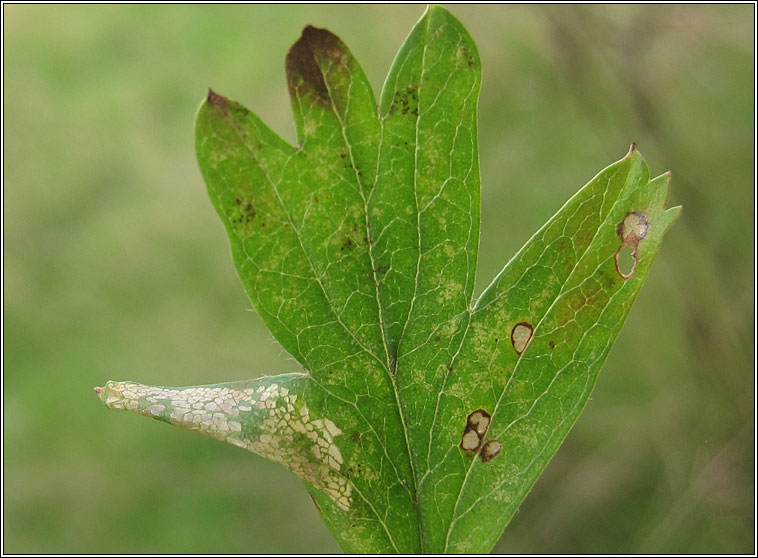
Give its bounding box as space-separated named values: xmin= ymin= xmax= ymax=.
xmin=93 ymin=386 xmax=103 ymax=395
xmin=207 ymin=88 xmax=230 ymax=113
xmin=286 ymin=25 xmax=345 ymax=101
xmin=628 ymin=142 xmax=638 ymax=155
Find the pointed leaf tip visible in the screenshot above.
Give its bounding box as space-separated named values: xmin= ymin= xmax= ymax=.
xmin=207 ymin=88 xmax=230 ymax=112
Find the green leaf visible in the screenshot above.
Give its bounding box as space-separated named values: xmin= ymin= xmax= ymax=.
xmin=97 ymin=6 xmax=680 ymax=554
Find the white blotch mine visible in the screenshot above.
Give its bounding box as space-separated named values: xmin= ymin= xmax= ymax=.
xmin=99 ymin=381 xmax=352 ymax=511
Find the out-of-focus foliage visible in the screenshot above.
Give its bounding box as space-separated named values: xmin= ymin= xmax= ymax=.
xmin=3 ymin=4 xmax=753 ymax=554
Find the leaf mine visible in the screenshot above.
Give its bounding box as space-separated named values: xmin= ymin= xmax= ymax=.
xmin=97 ymin=379 xmax=352 ymax=512
xmin=468 ymin=409 xmax=491 ymax=437
xmin=460 ymin=430 xmax=481 ymax=453
xmin=479 ymin=440 xmax=502 ymax=463
xmin=614 ymin=211 xmax=650 ymax=279
xmin=510 ymin=322 xmax=534 ymax=355
xmin=460 ymin=409 xmax=492 ymax=453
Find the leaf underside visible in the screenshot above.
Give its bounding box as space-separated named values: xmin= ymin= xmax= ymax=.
xmin=99 ymin=6 xmax=680 ymax=554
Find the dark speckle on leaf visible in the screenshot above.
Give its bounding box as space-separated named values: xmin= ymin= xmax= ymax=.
xmin=340 ymin=238 xmax=354 ymax=252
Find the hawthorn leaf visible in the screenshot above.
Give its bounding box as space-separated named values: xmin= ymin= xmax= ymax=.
xmin=96 ymin=6 xmax=680 ymax=554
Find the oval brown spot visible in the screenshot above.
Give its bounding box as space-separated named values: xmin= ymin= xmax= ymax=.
xmin=480 ymin=439 xmax=503 ymax=463
xmin=511 ymin=322 xmax=533 ymax=355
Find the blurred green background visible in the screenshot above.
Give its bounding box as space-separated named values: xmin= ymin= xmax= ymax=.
xmin=3 ymin=4 xmax=754 ymax=554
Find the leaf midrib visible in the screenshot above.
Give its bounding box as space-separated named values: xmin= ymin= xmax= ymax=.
xmin=301 ymin=41 xmax=426 ymax=551
xmin=227 ymin=37 xmax=431 ymax=547
xmin=212 ymin=106 xmax=419 ymax=550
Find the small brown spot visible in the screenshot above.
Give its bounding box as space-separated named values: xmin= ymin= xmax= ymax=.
xmin=480 ymin=440 xmax=502 ymax=463
xmin=549 ymin=341 xmax=555 ymax=349
xmin=340 ymin=237 xmax=354 ymax=251
xmin=511 ymin=322 xmax=533 ymax=355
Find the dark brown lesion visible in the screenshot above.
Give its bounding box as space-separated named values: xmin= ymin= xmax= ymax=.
xmin=207 ymin=88 xmax=231 ymax=115
xmin=286 ymin=25 xmax=346 ymax=103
